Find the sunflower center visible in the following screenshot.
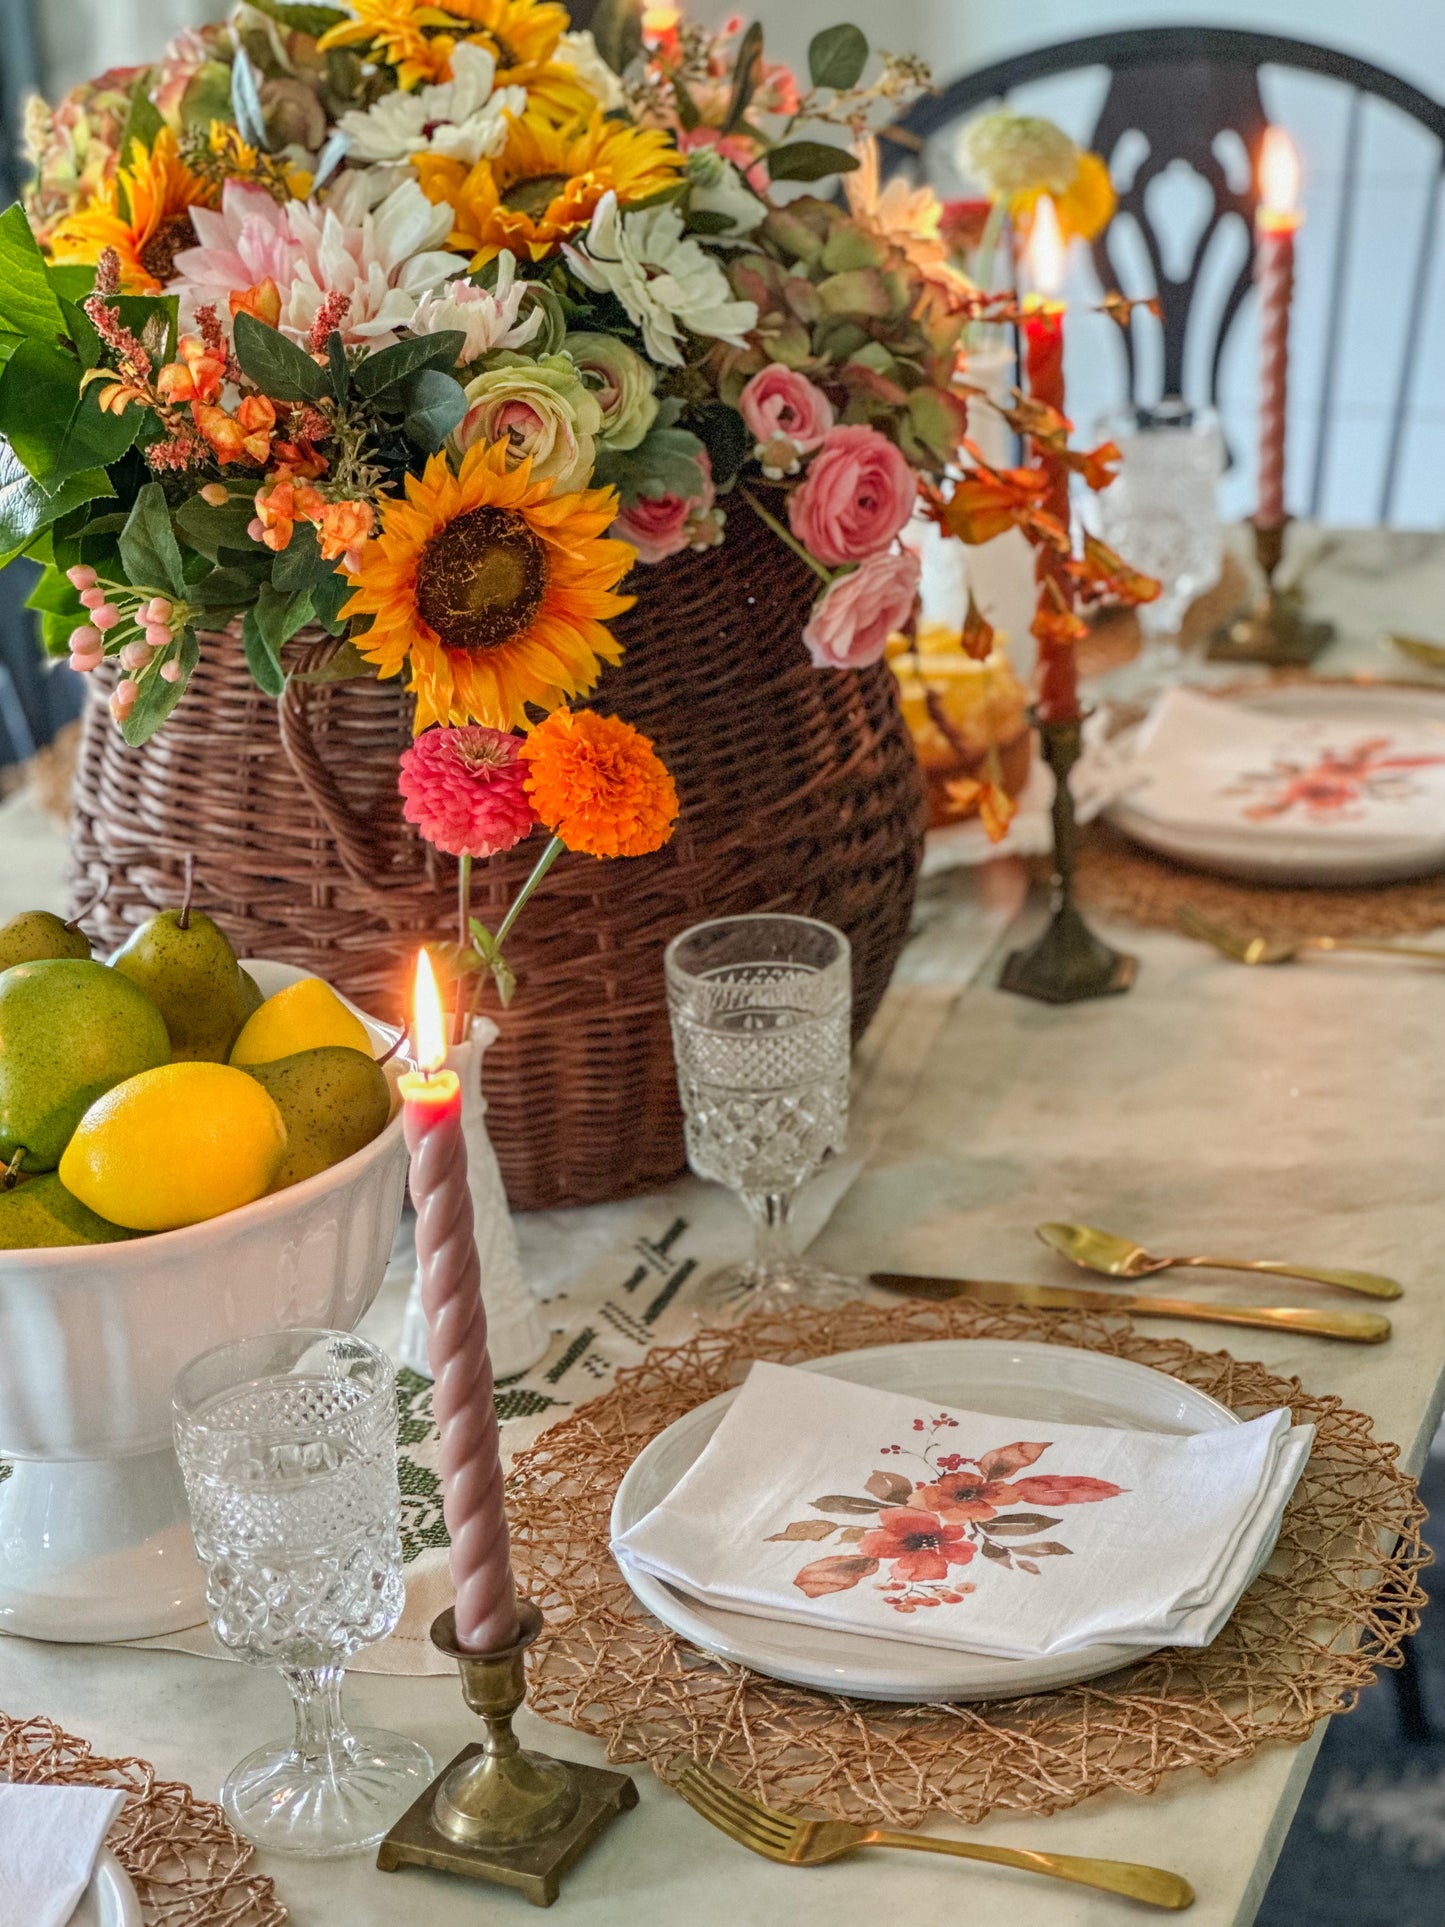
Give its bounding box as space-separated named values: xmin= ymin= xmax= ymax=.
xmin=416 ymin=505 xmax=548 ymax=653
xmin=139 ymin=212 xmax=198 ymax=285
xmin=502 ymin=171 xmax=571 ymax=218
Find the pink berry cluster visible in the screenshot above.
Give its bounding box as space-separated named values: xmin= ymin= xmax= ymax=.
xmin=65 ymin=565 xmax=186 ymax=726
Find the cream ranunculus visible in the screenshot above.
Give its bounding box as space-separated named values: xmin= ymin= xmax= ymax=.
xmin=410 ymin=250 xmax=544 ymax=361
xmin=564 ymin=191 xmax=758 ymax=366
xmin=564 ymin=330 xmax=658 ymax=451
xmin=454 ymin=351 xmax=603 ymax=493
xmin=956 ymin=111 xmax=1078 ymax=201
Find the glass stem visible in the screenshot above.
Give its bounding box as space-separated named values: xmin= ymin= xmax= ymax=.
xmin=281 ymin=1665 xmax=357 ymax=1778
xmin=742 ymin=1191 xmax=797 ymax=1275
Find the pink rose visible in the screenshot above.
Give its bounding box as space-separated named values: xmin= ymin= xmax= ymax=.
xmin=788 ymin=425 xmax=917 ymax=567
xmin=739 ymin=366 xmax=834 ymax=468
xmin=614 ymin=452 xmax=716 ymax=566
xmin=803 ymin=550 xmax=921 ymax=671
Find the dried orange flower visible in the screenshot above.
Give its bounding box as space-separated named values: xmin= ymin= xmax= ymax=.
xmin=519 ymin=709 xmax=678 ymax=859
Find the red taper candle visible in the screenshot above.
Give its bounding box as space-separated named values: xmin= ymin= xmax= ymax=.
xmin=1021 ymin=198 xmax=1080 ymax=726
xmin=1254 ymin=127 xmax=1301 ymax=530
xmin=400 ymin=948 xmax=519 ymax=1653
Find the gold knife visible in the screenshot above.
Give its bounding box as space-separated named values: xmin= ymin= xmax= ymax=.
xmin=869 ymin=1273 xmax=1391 ymax=1344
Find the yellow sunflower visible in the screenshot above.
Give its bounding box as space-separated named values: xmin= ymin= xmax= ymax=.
xmin=319 ymin=0 xmax=579 ymax=96
xmin=413 ymin=110 xmax=684 ymax=266
xmin=48 ymin=129 xmax=218 ymax=294
xmin=341 ymin=440 xmax=637 ymax=732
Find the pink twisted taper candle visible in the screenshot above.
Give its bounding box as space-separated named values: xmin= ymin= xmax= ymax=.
xmin=1254 ymin=128 xmax=1302 ymax=531
xmin=402 ymin=973 xmax=520 ymax=1653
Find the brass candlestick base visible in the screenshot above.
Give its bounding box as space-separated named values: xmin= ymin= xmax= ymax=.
xmin=376 ymin=1602 xmax=638 ymax=1905
xmin=1000 ymin=716 xmax=1136 ymax=1004
xmin=1207 ymin=520 xmax=1336 ymax=666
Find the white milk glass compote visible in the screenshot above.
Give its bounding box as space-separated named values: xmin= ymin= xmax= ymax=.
xmin=173 ymin=1330 xmax=432 ymax=1857
xmin=1095 ymin=399 xmax=1225 ymax=694
xmin=665 ymin=914 xmax=855 ymax=1320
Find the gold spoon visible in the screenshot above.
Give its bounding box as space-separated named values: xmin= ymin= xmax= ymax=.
xmin=1389 ymin=632 xmax=1445 ymax=671
xmin=1037 ymin=1222 xmax=1403 ymax=1301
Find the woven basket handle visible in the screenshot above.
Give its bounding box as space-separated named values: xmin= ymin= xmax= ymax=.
xmin=277 ymin=633 xmax=393 ymax=890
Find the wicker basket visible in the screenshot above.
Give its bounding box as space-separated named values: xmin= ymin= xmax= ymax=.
xmin=67 ymin=510 xmax=926 ymax=1209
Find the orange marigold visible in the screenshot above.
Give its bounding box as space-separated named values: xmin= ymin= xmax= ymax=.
xmin=519 ymin=709 xmax=678 ymax=859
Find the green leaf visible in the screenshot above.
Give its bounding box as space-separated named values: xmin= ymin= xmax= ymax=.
xmin=688 ymin=401 xmax=749 ymax=489
xmin=121 ymin=626 xmax=200 ymax=747
xmin=593 ymin=422 xmax=707 ymax=508
xmin=272 ymin=519 xmax=330 ymax=592
xmin=245 ymin=0 xmax=349 ymax=34
xmin=190 ymin=564 xmax=267 ymax=611
xmin=589 ymin=0 xmax=643 ymax=75
xmin=233 ymin=310 xmax=327 ymax=403
xmin=722 ymin=22 xmax=765 ymax=135
xmin=0 ymin=444 xmax=113 ymax=565
xmin=25 ymin=564 xmax=85 ymax=618
xmin=308 ymin=564 xmax=353 ymax=633
xmin=685 ymin=209 xmax=740 ymax=236
xmin=807 ymin=23 xmax=868 ymax=91
xmin=117 ymin=72 xmax=164 ymax=170
xmin=765 ymin=141 xmax=859 ymax=184
xmin=174 ymin=486 xmax=263 ymax=560
xmin=0 ymin=339 xmax=144 ymax=489
xmin=354 ymin=330 xmax=465 ymax=399
xmin=0 ymin=205 xmax=70 ymax=347
xmin=118 ymin=482 xmax=187 ymax=598
xmin=47 ymin=265 xmax=100 ymax=304
xmin=290 ymin=635 xmax=370 ymax=682
xmin=327 ymin=330 xmax=350 ymax=401
xmin=399 ymin=368 xmax=467 ymax=453
xmin=242 ymin=581 xmax=314 ymax=696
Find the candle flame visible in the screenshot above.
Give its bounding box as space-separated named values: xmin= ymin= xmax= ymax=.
xmin=412 ymin=948 xmax=447 ymax=1075
xmin=1025 ymin=197 xmax=1066 ymax=299
xmin=642 ymin=4 xmax=680 ymax=33
xmin=1259 ymin=127 xmax=1301 ymax=216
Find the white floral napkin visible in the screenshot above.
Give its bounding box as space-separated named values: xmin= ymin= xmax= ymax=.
xmin=1120 ymin=687 xmax=1445 ymax=838
xmin=0 ymin=1783 xmax=125 ymax=1927
xmin=613 ymin=1362 xmax=1312 ymax=1659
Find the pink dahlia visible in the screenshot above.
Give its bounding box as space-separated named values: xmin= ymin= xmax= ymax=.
xmin=398 ymin=726 xmax=538 ymax=859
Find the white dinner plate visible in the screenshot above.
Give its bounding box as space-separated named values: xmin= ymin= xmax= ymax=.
xmin=611 ymin=1339 xmax=1239 ymax=1703
xmin=1106 ymin=681 xmax=1445 ymax=884
xmin=71 ymin=1849 xmax=142 ymax=1927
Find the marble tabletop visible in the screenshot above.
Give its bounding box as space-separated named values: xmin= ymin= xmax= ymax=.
xmin=3 ymin=529 xmax=1445 ymax=1926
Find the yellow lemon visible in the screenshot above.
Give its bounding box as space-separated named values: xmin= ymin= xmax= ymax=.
xmin=229 ymin=977 xmax=371 ymax=1067
xmin=59 ymin=1063 xmax=287 ymax=1231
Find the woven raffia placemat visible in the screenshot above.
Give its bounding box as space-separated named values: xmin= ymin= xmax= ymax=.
xmin=508 ymin=1300 xmax=1428 ymax=1829
xmin=0 ymin=1715 xmax=285 ymax=1925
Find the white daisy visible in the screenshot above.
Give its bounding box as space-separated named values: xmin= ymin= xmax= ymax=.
xmin=335 ymin=42 xmax=526 ymax=167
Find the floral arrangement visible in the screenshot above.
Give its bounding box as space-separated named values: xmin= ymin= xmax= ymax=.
xmin=7 ymin=0 xmax=1153 ymax=843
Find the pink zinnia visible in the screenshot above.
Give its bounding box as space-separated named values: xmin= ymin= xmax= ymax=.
xmin=398 ymin=726 xmax=538 ymax=859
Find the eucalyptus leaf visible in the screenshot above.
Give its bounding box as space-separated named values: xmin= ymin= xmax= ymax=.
xmin=327 ymin=329 xmax=350 ymax=400
xmin=121 ymin=626 xmax=200 ymax=746
xmin=118 ymin=483 xmax=187 ymax=599
xmin=722 ymin=22 xmax=765 ymax=135
xmin=807 ymin=23 xmax=868 ymax=91
xmin=354 ymin=330 xmax=465 ymax=398
xmin=0 ymin=205 xmax=70 ymax=347
xmin=244 ymin=0 xmax=349 ymax=33
xmin=233 ymin=310 xmax=327 ymax=403
xmin=765 ymin=141 xmax=859 ymax=183
xmin=400 ymin=367 xmax=467 ymax=453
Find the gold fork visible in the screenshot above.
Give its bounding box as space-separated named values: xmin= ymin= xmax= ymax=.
xmin=1177 ymin=904 xmax=1445 ymax=968
xmin=672 ymin=1763 xmax=1195 ymax=1910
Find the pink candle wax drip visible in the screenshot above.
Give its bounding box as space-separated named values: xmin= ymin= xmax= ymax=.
xmin=401 ymin=950 xmax=519 ymax=1653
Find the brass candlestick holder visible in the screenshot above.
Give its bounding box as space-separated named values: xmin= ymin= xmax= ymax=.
xmin=999 ymin=715 xmax=1136 ymax=1004
xmin=1207 ymin=520 xmax=1335 ymax=666
xmin=377 ymin=1602 xmax=637 ymax=1905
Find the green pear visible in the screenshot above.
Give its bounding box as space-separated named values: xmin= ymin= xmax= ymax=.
xmin=110 ymin=909 xmax=248 ymax=1063
xmin=241 ymin=1046 xmax=392 ymax=1190
xmin=0 ymin=958 xmax=170 ymax=1173
xmin=0 ymin=1171 xmax=137 ymax=1248
xmin=0 ymin=910 xmax=90 ymax=970
xmin=238 ymin=967 xmax=264 ymax=1023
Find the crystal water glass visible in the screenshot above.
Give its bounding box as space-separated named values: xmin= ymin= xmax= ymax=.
xmin=173 ymin=1329 xmax=433 ymax=1857
xmin=665 ymin=913 xmax=854 ymax=1319
xmin=1095 ymin=399 xmax=1225 ymax=692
